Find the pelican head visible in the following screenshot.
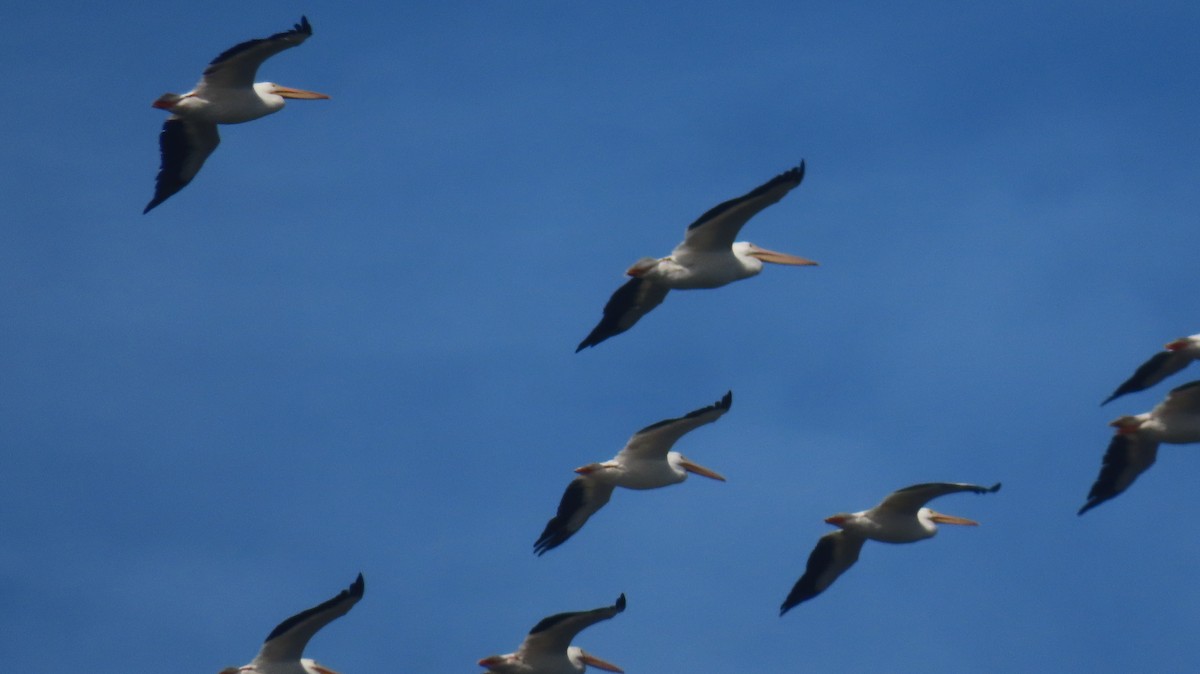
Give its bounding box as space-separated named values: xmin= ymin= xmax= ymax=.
xmin=255 ymin=82 xmax=332 ymax=102
xmin=733 ymin=242 xmax=818 ymax=269
xmin=303 ymin=660 xmax=343 ymax=674
xmin=920 ymin=507 xmax=979 ymax=527
xmin=569 ymin=646 xmax=625 ymax=673
xmin=1110 ymin=415 xmax=1148 ymax=434
xmin=669 ymin=452 xmax=726 ymax=481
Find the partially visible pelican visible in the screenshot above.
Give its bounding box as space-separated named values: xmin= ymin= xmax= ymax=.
xmin=219 ymin=573 xmax=363 ymax=674
xmin=145 ymin=16 xmax=330 ymax=213
xmin=576 ymin=164 xmax=817 ymax=351
xmin=478 ymin=594 xmax=626 ymax=673
xmin=780 ymin=482 xmax=1001 ymax=614
xmin=534 ymin=392 xmax=732 ymax=555
xmin=1080 ymin=381 xmax=1200 ymax=514
xmin=1102 ymin=334 xmax=1200 ymax=405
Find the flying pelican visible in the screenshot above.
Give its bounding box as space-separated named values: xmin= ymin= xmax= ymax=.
xmin=1102 ymin=334 xmax=1200 ymax=405
xmin=1080 ymin=381 xmax=1200 ymax=515
xmin=218 ymin=573 xmax=363 ymax=674
xmin=576 ymin=164 xmax=817 ymax=351
xmin=478 ymin=594 xmax=626 ymax=674
xmin=780 ymin=482 xmax=1001 ymax=614
xmin=145 ymin=16 xmax=330 ymax=213
xmin=534 ymin=391 xmax=732 ymax=555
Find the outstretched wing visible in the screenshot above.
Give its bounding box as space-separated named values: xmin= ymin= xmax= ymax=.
xmin=200 ymin=16 xmax=315 ymax=91
xmin=253 ymin=574 xmax=364 ymax=664
xmin=1153 ymin=380 xmax=1200 ymax=419
xmin=677 ymin=163 xmax=805 ymax=254
xmin=144 ymin=118 xmax=220 ymax=213
xmin=576 ymin=277 xmax=670 ymax=351
xmin=1078 ymin=434 xmax=1159 ymax=515
xmin=518 ymin=594 xmax=627 ymax=658
xmin=876 ymin=482 xmax=1002 ymax=516
xmin=616 ymin=391 xmax=732 ymax=462
xmin=534 ymin=475 xmax=617 ymax=555
xmin=780 ymin=530 xmax=865 ymax=614
xmin=1103 ymin=350 xmax=1193 ymax=405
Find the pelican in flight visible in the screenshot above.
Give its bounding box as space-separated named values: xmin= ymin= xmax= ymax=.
xmin=1080 ymin=381 xmax=1200 ymax=515
xmin=534 ymin=391 xmax=731 ymax=555
xmin=145 ymin=16 xmax=330 ymax=213
xmin=1102 ymin=334 xmax=1200 ymax=405
xmin=479 ymin=594 xmax=626 ymax=674
xmin=219 ymin=573 xmax=363 ymax=674
xmin=780 ymin=482 xmax=1001 ymax=614
xmin=576 ymin=164 xmax=817 ymax=351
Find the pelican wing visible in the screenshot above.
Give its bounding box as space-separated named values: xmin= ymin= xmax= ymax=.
xmin=518 ymin=594 xmax=626 ymax=658
xmin=253 ymin=574 xmax=364 ymax=664
xmin=676 ymin=163 xmax=806 ymax=255
xmin=144 ymin=118 xmax=220 ymax=213
xmin=1078 ymin=434 xmax=1159 ymax=515
xmin=616 ymin=391 xmax=733 ymax=461
xmin=534 ymin=475 xmax=617 ymax=555
xmin=576 ymin=277 xmax=670 ymax=351
xmin=1153 ymin=380 xmax=1200 ymax=418
xmin=876 ymin=482 xmax=1002 ymax=516
xmin=780 ymin=530 xmax=865 ymax=614
xmin=1103 ymin=351 xmax=1193 ymax=405
xmin=199 ymin=16 xmax=314 ymax=90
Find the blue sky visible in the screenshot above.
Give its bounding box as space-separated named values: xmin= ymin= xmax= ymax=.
xmin=3 ymin=2 xmax=1200 ymax=672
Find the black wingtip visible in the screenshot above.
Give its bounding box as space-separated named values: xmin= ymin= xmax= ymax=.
xmin=986 ymin=482 xmax=1001 ymax=493
xmin=614 ymin=593 xmax=626 ymax=612
xmin=298 ymin=16 xmax=312 ymax=34
xmin=719 ymin=390 xmax=733 ymax=410
xmin=779 ymin=601 xmax=796 ymax=617
xmin=1077 ymin=494 xmax=1108 ymax=516
xmin=350 ymin=572 xmax=365 ymax=598
xmin=574 ymin=332 xmax=606 ymax=352
xmin=796 ymin=159 xmax=805 ymax=182
xmin=533 ymin=533 xmax=562 ymax=556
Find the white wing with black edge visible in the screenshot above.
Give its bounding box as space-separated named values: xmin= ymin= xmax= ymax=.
xmin=252 ymin=573 xmax=364 ymax=665
xmin=616 ymin=391 xmax=733 ymax=462
xmin=675 ymin=162 xmax=806 ymax=255
xmin=876 ymin=482 xmax=1002 ymax=516
xmin=198 ymin=16 xmax=315 ymax=92
xmin=517 ymin=594 xmax=627 ymax=658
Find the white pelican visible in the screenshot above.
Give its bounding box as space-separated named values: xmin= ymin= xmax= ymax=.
xmin=218 ymin=573 xmax=363 ymax=674
xmin=1102 ymin=334 xmax=1200 ymax=405
xmin=534 ymin=391 xmax=731 ymax=555
xmin=478 ymin=594 xmax=626 ymax=674
xmin=576 ymin=164 xmax=817 ymax=351
xmin=1080 ymin=381 xmax=1200 ymax=515
xmin=780 ymin=482 xmax=1001 ymax=614
xmin=145 ymin=16 xmax=330 ymax=213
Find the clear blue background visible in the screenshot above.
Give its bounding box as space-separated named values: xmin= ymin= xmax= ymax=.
xmin=3 ymin=2 xmax=1200 ymax=672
